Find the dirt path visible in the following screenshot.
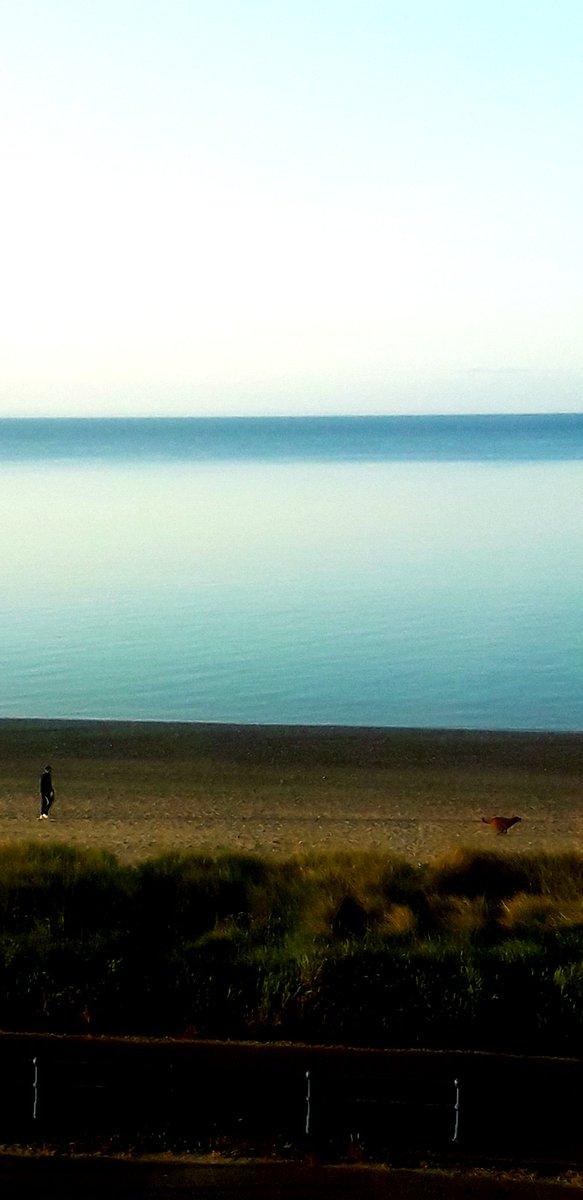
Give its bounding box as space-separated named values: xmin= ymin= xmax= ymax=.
xmin=0 ymin=1157 xmax=579 ymax=1200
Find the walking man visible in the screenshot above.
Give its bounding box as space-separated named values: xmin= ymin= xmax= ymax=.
xmin=39 ymin=764 xmax=55 ymax=819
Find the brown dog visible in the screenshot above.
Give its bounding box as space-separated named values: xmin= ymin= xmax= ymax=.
xmin=481 ymin=816 xmax=522 ymax=834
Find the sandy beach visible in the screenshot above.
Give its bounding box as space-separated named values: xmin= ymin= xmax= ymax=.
xmin=0 ymin=719 xmax=581 ymax=864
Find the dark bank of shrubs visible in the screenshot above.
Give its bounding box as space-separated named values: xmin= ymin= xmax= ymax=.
xmin=1 ymin=843 xmax=583 ymax=1055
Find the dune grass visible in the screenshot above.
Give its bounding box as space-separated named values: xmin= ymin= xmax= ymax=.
xmin=1 ymin=842 xmax=583 ymax=1054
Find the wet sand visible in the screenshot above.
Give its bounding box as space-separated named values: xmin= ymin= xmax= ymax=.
xmin=0 ymin=719 xmax=581 ymax=864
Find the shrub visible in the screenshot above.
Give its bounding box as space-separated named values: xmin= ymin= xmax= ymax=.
xmin=500 ymin=893 xmax=583 ymax=936
xmin=425 ymin=848 xmax=531 ymax=899
xmin=0 ymin=842 xmax=132 ymax=938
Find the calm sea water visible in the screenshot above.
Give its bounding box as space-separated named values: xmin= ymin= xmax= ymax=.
xmin=1 ymin=414 xmax=582 ymax=730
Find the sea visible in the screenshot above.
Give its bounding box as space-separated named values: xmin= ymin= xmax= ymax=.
xmin=1 ymin=413 xmax=582 ymax=731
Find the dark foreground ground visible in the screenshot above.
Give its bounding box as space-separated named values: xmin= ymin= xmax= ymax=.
xmin=2 ymin=1034 xmax=583 ymax=1181
xmin=0 ymin=1155 xmax=581 ymax=1199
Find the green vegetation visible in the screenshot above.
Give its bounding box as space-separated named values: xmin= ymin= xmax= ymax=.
xmin=1 ymin=842 xmax=583 ymax=1055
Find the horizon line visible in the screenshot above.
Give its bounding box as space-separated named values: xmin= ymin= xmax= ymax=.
xmin=1 ymin=410 xmax=582 ymax=422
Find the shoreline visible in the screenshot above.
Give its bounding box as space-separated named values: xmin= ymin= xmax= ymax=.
xmin=1 ymin=719 xmax=581 ymax=864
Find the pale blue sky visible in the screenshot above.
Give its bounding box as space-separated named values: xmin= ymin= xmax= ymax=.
xmin=1 ymin=0 xmax=581 ymax=416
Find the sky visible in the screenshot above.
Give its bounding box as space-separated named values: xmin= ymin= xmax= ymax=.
xmin=1 ymin=0 xmax=582 ymax=417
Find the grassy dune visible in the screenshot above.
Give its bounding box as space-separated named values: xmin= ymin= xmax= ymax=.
xmin=1 ymin=839 xmax=583 ymax=1053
